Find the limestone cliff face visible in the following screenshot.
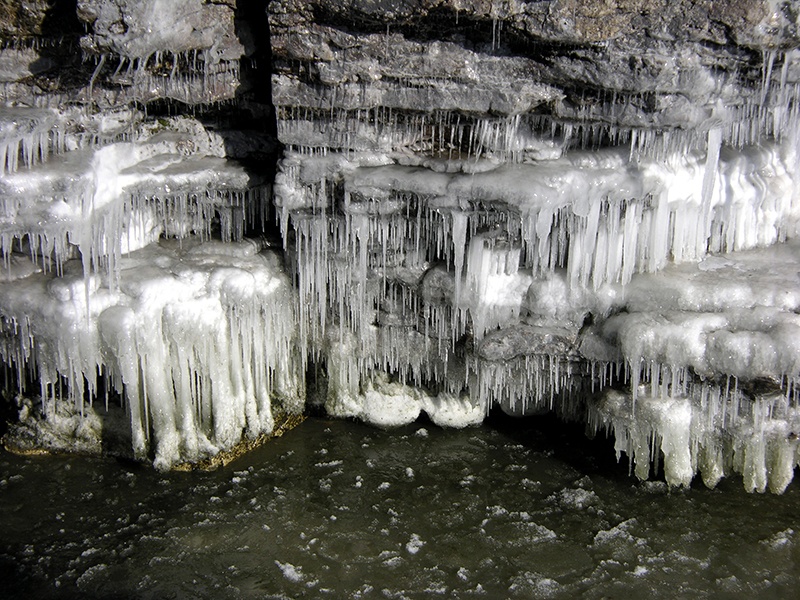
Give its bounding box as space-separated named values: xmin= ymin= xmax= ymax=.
xmin=1 ymin=0 xmax=257 ymax=107
xmin=2 ymin=1 xmax=800 ymax=490
xmin=270 ymin=0 xmax=800 ymax=135
xmin=77 ymin=0 xmax=246 ymax=59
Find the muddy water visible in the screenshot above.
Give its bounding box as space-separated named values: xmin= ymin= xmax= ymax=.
xmin=1 ymin=414 xmax=798 ymax=599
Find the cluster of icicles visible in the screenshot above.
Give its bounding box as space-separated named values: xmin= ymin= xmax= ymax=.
xmin=0 ymin=106 xmax=301 ymax=468
xmin=272 ymin=67 xmax=800 ymax=491
xmin=84 ymin=49 xmax=241 ymax=106
xmin=277 ymin=49 xmax=800 ymax=159
xmin=590 ymin=381 xmax=800 ymax=494
xmin=0 ymin=108 xmax=268 ymax=275
xmin=1 ymin=45 xmax=800 ymax=491
xmin=276 ymin=126 xmax=798 ymax=312
xmin=274 ymin=135 xmax=800 ymax=491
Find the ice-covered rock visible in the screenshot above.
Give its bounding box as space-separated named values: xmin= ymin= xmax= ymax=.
xmin=2 ymin=0 xmax=800 ymax=490
xmin=0 ymin=238 xmax=303 ymax=469
xmin=0 ymin=113 xmax=268 ymax=278
xmin=268 ymin=0 xmax=800 ymax=492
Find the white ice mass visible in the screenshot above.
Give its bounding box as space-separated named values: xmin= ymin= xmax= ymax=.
xmin=0 ymin=109 xmax=301 ymax=468
xmin=2 ymin=0 xmax=800 ymax=491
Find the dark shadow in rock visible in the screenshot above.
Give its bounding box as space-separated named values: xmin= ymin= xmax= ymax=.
xmin=91 ymin=374 xmax=135 ymax=462
xmin=38 ymin=0 xmax=81 ymax=39
xmin=0 ymin=383 xmax=15 ymax=440
xmin=227 ymin=0 xmax=282 ymax=241
xmin=29 ymin=0 xmax=91 ymax=92
xmin=235 ymin=0 xmax=277 ymax=136
xmin=485 ymin=407 xmax=632 ymax=483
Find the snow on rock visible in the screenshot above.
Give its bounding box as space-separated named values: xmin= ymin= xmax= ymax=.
xmin=5 ymin=394 xmax=106 ymax=456
xmin=73 ymin=0 xmax=247 ymax=106
xmin=77 ymin=0 xmax=245 ymax=60
xmin=325 ymin=362 xmax=484 ymax=429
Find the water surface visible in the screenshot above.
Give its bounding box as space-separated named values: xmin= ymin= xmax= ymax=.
xmin=2 ymin=414 xmax=798 ymax=598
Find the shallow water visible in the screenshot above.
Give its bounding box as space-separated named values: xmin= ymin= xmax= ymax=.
xmin=1 ymin=414 xmax=799 ymax=599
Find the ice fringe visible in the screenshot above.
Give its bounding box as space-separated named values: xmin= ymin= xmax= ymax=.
xmin=0 ymin=113 xmax=288 ymax=469
xmin=0 ymin=239 xmax=303 ymax=469
xmin=273 ymin=110 xmax=800 ymax=491
xmin=590 ymin=387 xmax=800 ymax=494
xmin=3 ymin=38 xmax=800 ymax=488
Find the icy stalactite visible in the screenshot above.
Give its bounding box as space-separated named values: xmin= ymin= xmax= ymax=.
xmin=0 ymin=105 xmax=148 ymax=169
xmin=4 ymin=0 xmax=800 ymax=490
xmin=577 ymin=240 xmax=800 ymax=491
xmin=97 ymin=50 xmax=242 ymax=106
xmin=323 ymin=329 xmax=487 ymax=429
xmin=275 ymin=130 xmax=800 ymax=304
xmin=461 ymin=232 xmax=530 ymax=340
xmin=0 ymin=239 xmax=303 ymax=469
xmin=590 ymin=386 xmax=800 ymax=494
xmin=273 ymin=117 xmax=800 ymax=489
xmin=0 ymin=106 xmax=281 ymax=468
xmin=0 ymin=117 xmax=268 ymax=279
xmin=0 ymin=106 xmax=140 ymax=175
xmin=274 ymin=46 xmax=800 ymax=162
xmin=276 ymin=108 xmax=567 ymax=162
xmin=0 ymin=107 xmax=61 ymax=174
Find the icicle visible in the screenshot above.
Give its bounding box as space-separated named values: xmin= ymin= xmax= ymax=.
xmin=452 ymin=211 xmax=468 ymax=313
xmin=87 ymin=53 xmax=107 ymax=103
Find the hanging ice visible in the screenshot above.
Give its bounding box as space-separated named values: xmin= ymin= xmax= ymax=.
xmin=0 ymin=112 xmax=269 ymax=278
xmin=3 ymin=0 xmax=800 ymax=491
xmin=266 ymin=1 xmax=800 ymax=493
xmin=0 ymin=110 xmax=293 ymax=470
xmin=1 ymin=238 xmax=303 ymax=469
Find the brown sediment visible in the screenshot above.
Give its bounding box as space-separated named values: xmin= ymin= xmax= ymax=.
xmin=1 ymin=439 xmax=52 ymax=456
xmin=2 ymin=406 xmax=306 ymax=470
xmin=171 ymin=411 xmax=307 ymax=472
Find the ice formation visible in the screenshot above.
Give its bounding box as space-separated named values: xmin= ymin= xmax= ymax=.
xmin=2 ymin=0 xmax=800 ymax=490
xmin=0 ymin=233 xmax=303 ymax=469
xmin=1 ymin=111 xmax=268 ymax=278
xmin=0 ymin=0 xmax=283 ymax=469
xmin=0 ymin=105 xmax=295 ymax=468
xmin=265 ymin=0 xmax=800 ymax=492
